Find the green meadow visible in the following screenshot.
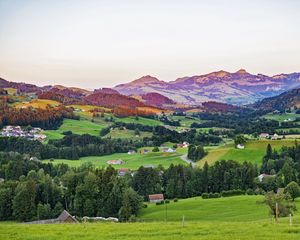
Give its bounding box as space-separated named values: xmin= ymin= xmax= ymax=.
xmin=43 ymin=150 xmax=187 ymax=170
xmin=45 ymin=119 xmax=106 ymax=140
xmin=199 ymin=140 xmax=296 ymax=167
xmin=140 ymin=195 xmax=268 ymax=222
xmin=2 ymin=195 xmax=300 ymax=240
xmin=263 ymin=113 xmax=300 ymax=122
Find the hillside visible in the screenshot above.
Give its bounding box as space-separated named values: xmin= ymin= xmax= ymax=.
xmin=114 ymin=70 xmax=300 ymax=105
xmin=254 ymin=88 xmax=300 ymax=111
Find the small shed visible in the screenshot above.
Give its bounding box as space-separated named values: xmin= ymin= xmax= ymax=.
xmin=149 ymin=194 xmax=164 ymax=203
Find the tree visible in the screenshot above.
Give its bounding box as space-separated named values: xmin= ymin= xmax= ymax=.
xmin=37 ymin=203 xmax=51 ymax=220
xmin=118 ymin=188 xmax=142 ymax=222
xmin=152 ymin=146 xmax=159 ymax=152
xmin=263 ymin=191 xmax=296 ymax=218
xmin=234 ymin=135 xmax=247 ymax=147
xmin=13 ymin=180 xmax=36 ymax=221
xmin=134 ymin=128 xmax=140 ymax=136
xmin=284 ymin=181 xmax=300 ymax=201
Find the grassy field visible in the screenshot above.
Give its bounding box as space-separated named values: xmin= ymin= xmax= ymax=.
xmin=114 ymin=116 xmax=163 ymax=126
xmin=104 ymin=128 xmax=152 ymax=139
xmin=139 ymin=195 xmax=270 ymax=222
xmin=1 ymin=196 xmax=300 ymax=239
xmin=45 ymin=119 xmax=106 ymax=140
xmin=263 ymin=113 xmax=300 ymax=122
xmin=14 ymin=99 xmax=60 ymax=109
xmin=43 ymin=149 xmax=187 ymax=170
xmin=199 ymin=140 xmax=297 ymax=166
xmin=1 ymin=221 xmax=300 ymax=240
xmin=1 ymin=220 xmax=300 ymax=240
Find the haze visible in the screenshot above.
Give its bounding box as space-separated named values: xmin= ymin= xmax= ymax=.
xmin=0 ymin=0 xmax=300 ymax=88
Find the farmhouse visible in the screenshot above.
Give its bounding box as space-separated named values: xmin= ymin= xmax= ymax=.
xmin=177 ymin=141 xmax=189 ymax=148
xmin=148 ymin=194 xmax=164 ymax=203
xmin=259 ymin=133 xmax=270 ymax=139
xmin=237 ymin=144 xmax=245 ymax=149
xmin=118 ymin=168 xmax=130 ymax=177
xmin=258 ymin=173 xmax=275 ymax=182
xmin=127 ymin=150 xmax=136 ymax=155
xmin=162 ymin=147 xmax=176 ymax=153
xmin=271 ymin=134 xmax=283 ymax=140
xmin=26 ymin=210 xmax=77 ymax=224
xmin=107 ymin=159 xmax=124 ymax=165
xmin=140 ymin=149 xmax=149 ymax=155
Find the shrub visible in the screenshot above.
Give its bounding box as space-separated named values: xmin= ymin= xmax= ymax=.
xmin=174 ymin=198 xmax=178 ymax=202
xmin=246 ymin=189 xmax=254 ymax=195
xmin=221 ymin=189 xmax=245 ymax=197
xmin=142 ymin=204 xmax=148 ymax=208
xmin=201 ymin=193 xmax=209 ymax=199
xmin=165 ymin=200 xmax=170 ymax=204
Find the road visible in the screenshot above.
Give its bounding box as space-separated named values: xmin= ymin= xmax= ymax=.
xmin=180 ymin=154 xmax=197 ymax=168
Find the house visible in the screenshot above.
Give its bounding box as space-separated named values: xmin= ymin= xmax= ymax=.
xmin=118 ymin=168 xmax=130 ymax=177
xmin=127 ymin=150 xmax=136 ymax=155
xmin=237 ymin=144 xmax=245 ymax=149
xmin=259 ymin=133 xmax=270 ymax=139
xmin=162 ymin=147 xmax=176 ymax=153
xmin=148 ymin=194 xmax=164 ymax=203
xmin=26 ymin=210 xmax=77 ymax=224
xmin=271 ymin=134 xmax=283 ymax=140
xmin=106 ymin=159 xmax=124 ymax=165
xmin=258 ymin=173 xmax=275 ymax=182
xmin=140 ymin=149 xmax=149 ymax=155
xmin=177 ymin=141 xmax=189 ymax=148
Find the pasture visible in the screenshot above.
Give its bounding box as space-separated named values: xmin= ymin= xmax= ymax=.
xmin=14 ymin=99 xmax=60 ymax=109
xmin=45 ymin=119 xmax=106 ymax=140
xmin=1 ymin=221 xmax=300 ymax=240
xmin=199 ymin=140 xmax=297 ymax=166
xmin=2 ymin=195 xmax=300 ymax=239
xmin=43 ymin=150 xmax=188 ymax=170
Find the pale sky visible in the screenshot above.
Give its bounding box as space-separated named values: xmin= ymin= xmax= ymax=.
xmin=0 ymin=0 xmax=299 ymax=88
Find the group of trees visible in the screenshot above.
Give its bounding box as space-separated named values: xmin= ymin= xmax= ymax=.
xmin=0 ymin=152 xmax=142 ymax=222
xmin=0 ymin=134 xmax=144 ymax=160
xmin=187 ymin=144 xmax=206 ymax=162
xmin=0 ymin=105 xmax=77 ymax=130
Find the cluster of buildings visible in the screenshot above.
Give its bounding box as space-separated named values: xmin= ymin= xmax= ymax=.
xmin=259 ymin=133 xmax=283 ymax=140
xmin=0 ymin=125 xmax=46 ymax=141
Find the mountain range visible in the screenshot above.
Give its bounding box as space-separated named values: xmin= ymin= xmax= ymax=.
xmin=114 ymin=70 xmax=300 ymax=105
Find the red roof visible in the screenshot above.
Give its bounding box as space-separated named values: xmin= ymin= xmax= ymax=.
xmin=148 ymin=194 xmax=164 ymax=201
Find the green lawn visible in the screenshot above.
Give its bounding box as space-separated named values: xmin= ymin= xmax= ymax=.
xmin=114 ymin=116 xmax=163 ymax=126
xmin=199 ymin=140 xmax=296 ymax=166
xmin=43 ymin=150 xmax=187 ymax=170
xmin=104 ymin=129 xmax=152 ymax=139
xmin=140 ymin=195 xmax=269 ymax=222
xmin=1 ymin=221 xmax=300 ymax=240
xmin=263 ymin=113 xmax=300 ymax=122
xmin=2 ymin=196 xmax=300 ymax=239
xmin=45 ymin=119 xmax=108 ymax=141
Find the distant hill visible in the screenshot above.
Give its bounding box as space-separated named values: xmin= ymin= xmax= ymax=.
xmin=253 ymin=88 xmax=300 ymax=112
xmin=140 ymin=92 xmax=176 ymax=107
xmin=114 ymin=70 xmax=300 ymax=105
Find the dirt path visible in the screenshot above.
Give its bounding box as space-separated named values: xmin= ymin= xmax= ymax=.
xmin=180 ymin=154 xmax=197 ymax=168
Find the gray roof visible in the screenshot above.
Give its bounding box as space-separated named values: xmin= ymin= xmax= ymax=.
xmin=57 ymin=210 xmax=78 ymax=222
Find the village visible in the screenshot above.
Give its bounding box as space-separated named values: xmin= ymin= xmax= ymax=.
xmin=0 ymin=125 xmax=47 ymax=141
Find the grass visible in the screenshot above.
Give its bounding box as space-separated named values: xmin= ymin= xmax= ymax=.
xmin=263 ymin=113 xmax=300 ymax=122
xmin=199 ymin=140 xmax=297 ymax=166
xmin=2 ymin=196 xmax=300 ymax=239
xmin=140 ymin=195 xmax=269 ymax=222
xmin=43 ymin=149 xmax=188 ymax=170
xmin=104 ymin=129 xmax=152 ymax=139
xmin=45 ymin=119 xmax=107 ymax=140
xmin=1 ymin=221 xmax=300 ymax=240
xmin=114 ymin=116 xmax=163 ymax=126
xmin=14 ymin=99 xmax=60 ymax=109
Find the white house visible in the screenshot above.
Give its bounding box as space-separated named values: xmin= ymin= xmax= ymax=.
xmin=237 ymin=144 xmax=245 ymax=149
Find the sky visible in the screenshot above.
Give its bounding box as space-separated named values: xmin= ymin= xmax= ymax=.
xmin=0 ymin=0 xmax=300 ymax=88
